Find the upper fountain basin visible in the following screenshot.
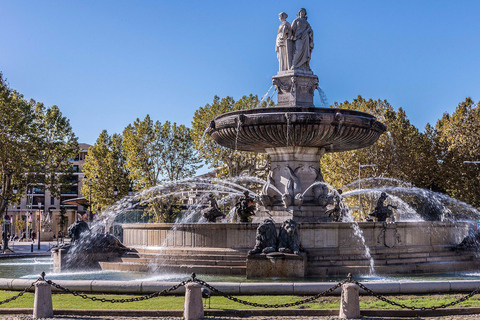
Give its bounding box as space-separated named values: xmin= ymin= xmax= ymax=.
xmin=208 ymin=107 xmax=387 ymax=153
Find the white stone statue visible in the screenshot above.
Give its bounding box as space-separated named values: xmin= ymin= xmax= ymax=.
xmin=275 ymin=12 xmax=292 ymax=72
xmin=290 ymin=8 xmax=314 ymax=71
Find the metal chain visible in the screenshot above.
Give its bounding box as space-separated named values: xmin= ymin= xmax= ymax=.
xmin=8 ymin=272 xmax=479 ymax=311
xmin=191 ymin=273 xmax=347 ymax=308
xmin=353 ymin=280 xmax=480 ymax=310
xmin=46 ymin=278 xmax=192 ymax=303
xmin=0 ymin=279 xmax=38 ymax=306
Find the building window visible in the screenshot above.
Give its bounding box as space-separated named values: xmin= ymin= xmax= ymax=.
xmin=51 ymin=197 xmax=55 ymax=205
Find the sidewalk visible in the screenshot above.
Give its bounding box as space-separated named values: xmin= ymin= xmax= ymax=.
xmin=0 ymin=239 xmax=67 ymax=258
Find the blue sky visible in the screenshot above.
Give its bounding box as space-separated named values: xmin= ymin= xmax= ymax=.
xmin=1 ymin=0 xmax=479 ymax=147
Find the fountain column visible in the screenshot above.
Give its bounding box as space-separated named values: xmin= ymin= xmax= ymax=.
xmin=255 ymin=146 xmax=329 ymax=223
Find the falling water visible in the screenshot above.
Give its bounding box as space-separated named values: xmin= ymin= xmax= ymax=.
xmin=234 ymin=117 xmax=241 ymax=151
xmin=257 ymin=85 xmax=274 ymax=108
xmin=316 ymin=87 xmax=329 ymax=107
xmin=302 ymin=180 xmax=376 ymax=274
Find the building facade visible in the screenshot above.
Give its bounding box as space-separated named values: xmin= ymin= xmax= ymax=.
xmin=4 ymin=143 xmax=91 ymax=240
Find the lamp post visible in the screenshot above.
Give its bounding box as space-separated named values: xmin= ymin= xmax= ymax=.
xmin=2 ymin=186 xmax=18 ymax=253
xmin=37 ymin=202 xmax=42 ymax=250
xmin=358 ymin=163 xmax=377 ymax=222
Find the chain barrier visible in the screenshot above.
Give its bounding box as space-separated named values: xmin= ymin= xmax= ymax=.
xmin=190 ymin=273 xmax=347 ymax=308
xmin=3 ymin=271 xmax=480 ymax=310
xmin=0 ymin=276 xmax=40 ymax=306
xmin=46 ymin=278 xmax=191 ymax=303
xmin=352 ymin=279 xmax=480 ymax=311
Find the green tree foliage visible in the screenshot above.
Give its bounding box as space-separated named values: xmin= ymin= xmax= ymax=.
xmin=433 ymin=98 xmax=480 ymax=207
xmin=15 ymin=219 xmax=26 ymax=232
xmin=0 ymin=74 xmax=37 ymax=214
xmin=321 ymin=96 xmax=433 ymax=189
xmin=191 ymin=94 xmax=274 ymax=177
xmin=0 ymin=73 xmax=78 ymax=215
xmin=147 ymin=195 xmax=182 ymax=223
xmin=123 ymin=116 xmax=201 ymax=188
xmin=31 ymin=103 xmax=79 ymax=198
xmin=81 ymin=130 xmax=130 ymax=212
xmin=158 ymin=121 xmax=202 ymax=181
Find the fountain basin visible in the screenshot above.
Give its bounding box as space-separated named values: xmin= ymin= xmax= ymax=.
xmin=97 ymin=221 xmax=480 ymax=277
xmin=208 ymin=107 xmax=386 ymax=153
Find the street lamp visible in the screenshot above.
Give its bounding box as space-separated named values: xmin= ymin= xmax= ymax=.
xmin=2 ymin=186 xmax=18 ymax=253
xmin=37 ymin=202 xmax=42 ymax=250
xmin=358 ymin=163 xmax=377 ymax=222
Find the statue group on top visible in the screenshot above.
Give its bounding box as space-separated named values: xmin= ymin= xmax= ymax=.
xmin=276 ymin=8 xmax=314 ymax=72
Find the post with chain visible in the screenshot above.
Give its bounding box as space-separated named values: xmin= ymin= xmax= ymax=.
xmin=184 ymin=274 xmax=203 ymax=320
xmin=33 ymin=272 xmax=53 ymax=319
xmin=339 ymin=274 xmax=360 ymax=319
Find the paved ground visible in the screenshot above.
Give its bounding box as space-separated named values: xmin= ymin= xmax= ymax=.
xmin=0 ymin=239 xmax=67 ymax=257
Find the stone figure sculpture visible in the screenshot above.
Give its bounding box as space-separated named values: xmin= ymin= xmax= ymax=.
xmin=278 ymin=219 xmax=301 ymax=254
xmin=201 ymin=193 xmax=224 ymax=222
xmin=235 ymin=191 xmax=256 ymax=222
xmin=259 ymin=170 xmax=277 ymax=208
xmin=67 ymin=220 xmax=90 ymax=244
xmin=368 ymin=192 xmax=397 ymax=222
xmin=290 ymin=8 xmax=314 ymax=72
xmin=327 ymin=189 xmax=346 ymax=222
xmin=56 ymin=221 xmax=133 ymax=270
xmin=276 ymin=12 xmax=292 ymax=71
xmin=248 ymin=219 xmax=278 ymax=255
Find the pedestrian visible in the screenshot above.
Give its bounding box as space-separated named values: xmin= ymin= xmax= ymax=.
xmin=32 ymin=231 xmax=36 ymax=242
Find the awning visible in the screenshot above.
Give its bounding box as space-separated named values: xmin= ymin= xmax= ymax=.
xmin=61 ymin=197 xmax=90 ymax=207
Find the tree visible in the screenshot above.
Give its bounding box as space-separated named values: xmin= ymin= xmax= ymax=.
xmin=321 ymin=96 xmax=431 ymax=188
xmin=319 ymin=96 xmax=436 ymax=218
xmin=31 ymin=103 xmax=79 ymax=198
xmin=433 ymin=98 xmax=480 ymax=207
xmin=81 ymin=130 xmax=130 ymax=212
xmin=122 ymin=115 xmax=164 ymax=189
xmin=158 ymin=121 xmax=202 ymax=181
xmin=191 ymin=94 xmax=273 ymax=178
xmin=123 ymin=116 xmax=201 ymax=187
xmin=0 ymin=73 xmax=36 ymax=215
xmin=58 ymin=206 xmax=68 ymax=233
xmin=15 ymin=219 xmax=26 ymax=232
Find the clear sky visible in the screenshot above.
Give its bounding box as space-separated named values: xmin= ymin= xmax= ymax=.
xmin=1 ymin=0 xmax=479 ymax=147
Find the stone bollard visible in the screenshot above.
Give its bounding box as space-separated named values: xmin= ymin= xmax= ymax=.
xmin=339 ymin=283 xmax=360 ymax=319
xmin=184 ymin=283 xmax=204 ymax=320
xmin=33 ymin=281 xmax=53 ymax=319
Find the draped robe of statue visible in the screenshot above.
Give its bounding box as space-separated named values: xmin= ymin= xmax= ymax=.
xmin=276 ymin=20 xmax=292 ymax=71
xmin=290 ymin=15 xmax=314 ymax=71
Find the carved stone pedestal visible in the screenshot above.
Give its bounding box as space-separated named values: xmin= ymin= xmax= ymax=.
xmin=272 ymin=70 xmax=319 ymax=108
xmin=246 ymin=252 xmax=306 ymax=278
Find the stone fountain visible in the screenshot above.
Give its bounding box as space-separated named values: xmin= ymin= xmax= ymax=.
xmin=207 ymin=8 xmax=385 ymax=222
xmin=73 ymin=9 xmax=480 ymax=278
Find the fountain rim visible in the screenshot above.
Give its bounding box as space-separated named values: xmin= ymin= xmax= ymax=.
xmin=211 ymin=106 xmax=384 ymax=122
xmin=207 ymin=106 xmax=387 ymax=153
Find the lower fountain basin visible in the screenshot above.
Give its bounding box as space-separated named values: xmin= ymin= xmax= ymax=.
xmin=98 ymin=221 xmax=480 ymax=277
